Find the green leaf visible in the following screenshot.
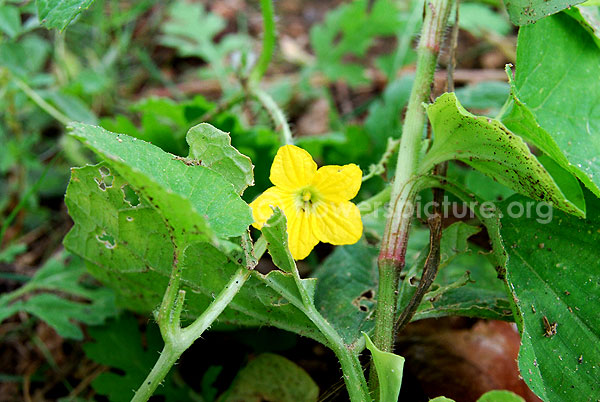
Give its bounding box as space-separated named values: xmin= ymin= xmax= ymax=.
xmin=430 ymin=391 xmax=526 ymax=402
xmin=45 ymin=91 xmax=98 ymax=124
xmin=159 ymin=0 xmax=249 ymax=74
xmin=405 ymin=223 xmax=512 ymax=322
xmin=36 ymin=0 xmax=95 ymax=31
xmin=500 ymin=77 xmax=590 ymax=209
xmin=310 ymin=0 xmax=402 ymax=85
xmin=0 ymin=35 xmax=51 ymax=77
xmin=500 ymin=192 xmax=600 ymax=401
xmin=363 ymin=333 xmax=405 ymax=402
xmin=0 ymin=5 xmax=22 ymax=38
xmin=187 ymin=123 xmax=254 ymax=194
xmin=502 ymin=0 xmax=586 ymax=25
xmin=365 ymin=76 xmax=414 ymax=155
xmin=83 ymin=314 xmax=192 ymax=402
xmin=422 ymin=93 xmax=585 ymax=217
xmin=314 ymin=223 xmax=511 ymax=345
xmin=565 ymin=5 xmax=600 ymax=48
xmin=459 ymin=3 xmax=511 ymax=38
xmin=68 ymin=123 xmax=252 ymax=243
xmin=314 ymin=242 xmax=380 ymax=344
xmin=508 ymin=13 xmax=600 ymax=198
xmin=64 ymin=165 xmax=325 ymax=344
xmin=259 ymin=208 xmax=317 ymax=306
xmin=218 ymin=353 xmax=319 ymax=402
xmin=454 ymin=81 xmax=510 ymax=115
xmin=260 ymin=208 xmax=296 ymax=274
xmin=0 ymin=253 xmax=116 ymax=339
xmin=477 ymin=390 xmax=525 ymax=402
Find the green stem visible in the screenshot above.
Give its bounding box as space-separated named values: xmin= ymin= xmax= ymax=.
xmin=249 ymin=0 xmax=276 ymax=84
xmin=13 ymin=78 xmax=71 ymax=126
xmin=131 ymin=343 xmax=180 ymax=402
xmin=293 ymin=278 xmax=370 ymax=401
xmin=275 ymin=237 xmax=370 ymax=401
xmin=253 ymin=88 xmax=293 ymax=145
xmin=308 ymin=310 xmax=370 ymax=402
xmin=362 ymin=137 xmax=400 ymax=183
xmin=133 ymin=235 xmax=266 ymax=402
xmin=357 ymin=187 xmax=391 ymax=215
xmin=132 ymin=266 xmax=252 ymax=402
xmin=371 ymin=0 xmax=453 ymax=392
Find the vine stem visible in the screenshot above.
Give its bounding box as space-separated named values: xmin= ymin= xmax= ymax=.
xmin=13 ymin=77 xmax=71 ymax=126
xmin=132 ymin=235 xmax=265 ymax=402
xmin=249 ymin=0 xmax=276 ymax=84
xmin=253 ymin=88 xmax=293 ymax=145
xmin=370 ymin=0 xmax=454 ymax=392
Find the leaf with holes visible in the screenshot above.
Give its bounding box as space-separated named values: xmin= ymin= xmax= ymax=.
xmin=64 ymin=164 xmax=326 ymax=343
xmin=313 ymin=223 xmax=511 ymax=345
xmin=68 ymin=123 xmax=252 ymax=245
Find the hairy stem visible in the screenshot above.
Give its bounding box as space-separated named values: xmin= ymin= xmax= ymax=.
xmin=249 ymin=0 xmax=276 ymax=84
xmin=370 ymin=0 xmax=454 ymax=393
xmin=253 ymin=88 xmax=293 ymax=145
xmin=133 ymin=234 xmax=265 ymax=402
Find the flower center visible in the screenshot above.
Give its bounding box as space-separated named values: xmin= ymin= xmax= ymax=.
xmin=296 ymin=187 xmax=320 ymax=213
xmin=301 ymin=189 xmax=312 ymax=202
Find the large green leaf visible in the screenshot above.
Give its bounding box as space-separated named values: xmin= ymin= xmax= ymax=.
xmin=565 ymin=5 xmax=600 ymax=48
xmin=510 ymin=13 xmax=600 ymax=198
xmin=186 ymin=123 xmax=254 ymax=194
xmin=422 ymin=93 xmax=584 ymax=217
xmin=500 ymin=78 xmax=592 ymax=205
xmin=63 ymin=164 xmax=325 ymax=343
xmin=502 ymin=0 xmax=585 ymax=25
xmin=218 ymin=353 xmax=319 ymax=402
xmin=501 ymin=192 xmax=600 ymax=401
xmin=36 ymin=0 xmax=95 ymax=30
xmin=0 ymin=253 xmax=116 ymax=339
xmin=68 ymin=123 xmax=252 ymax=244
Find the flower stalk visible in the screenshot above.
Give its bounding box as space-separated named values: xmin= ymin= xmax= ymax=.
xmin=370 ymin=0 xmax=454 ymax=389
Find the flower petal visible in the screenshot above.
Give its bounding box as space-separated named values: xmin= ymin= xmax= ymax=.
xmin=312 ymin=164 xmax=362 ymax=202
xmin=249 ymin=187 xmax=294 ymax=229
xmin=287 ymin=208 xmax=319 ymax=260
xmin=314 ymin=201 xmax=363 ymax=245
xmin=270 ymin=145 xmax=317 ymax=191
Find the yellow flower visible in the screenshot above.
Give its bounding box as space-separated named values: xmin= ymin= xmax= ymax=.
xmin=250 ymin=144 xmax=363 ymax=260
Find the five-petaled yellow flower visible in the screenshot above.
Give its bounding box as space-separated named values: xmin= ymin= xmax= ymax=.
xmin=250 ymin=145 xmax=363 ymax=260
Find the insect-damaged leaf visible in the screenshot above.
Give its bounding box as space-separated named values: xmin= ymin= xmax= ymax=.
xmin=187 ymin=123 xmax=254 ymax=194
xmin=422 ymin=93 xmax=584 ymax=217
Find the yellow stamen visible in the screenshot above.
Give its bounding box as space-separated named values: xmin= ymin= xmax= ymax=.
xmin=302 ymin=189 xmax=312 ymax=202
